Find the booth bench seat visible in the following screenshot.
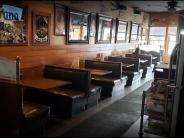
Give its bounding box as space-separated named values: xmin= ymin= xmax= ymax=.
xmin=140 ymin=50 xmax=161 ymax=68
xmin=85 ymin=60 xmax=127 ymax=97
xmin=24 ymin=65 xmax=101 ymax=118
xmin=107 ymin=56 xmax=141 ymax=86
xmin=125 ymin=54 xmax=153 ymax=78
xmin=0 ymin=81 xmax=50 ymax=137
xmin=91 ymin=76 xmax=127 ymax=97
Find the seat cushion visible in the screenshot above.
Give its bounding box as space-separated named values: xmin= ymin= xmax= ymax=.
xmin=86 ymin=85 xmax=102 ymax=108
xmin=89 ymin=85 xmax=101 ymax=96
xmin=91 ymin=76 xmax=122 ymax=87
xmin=23 ymin=102 xmax=50 ymax=118
xmin=48 ymin=88 xmax=85 ymax=99
xmin=122 ymin=71 xmax=139 ymax=76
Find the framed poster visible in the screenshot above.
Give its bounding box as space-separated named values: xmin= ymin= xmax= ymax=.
xmin=0 ymin=4 xmax=28 ymax=46
xmin=54 ymin=4 xmax=66 ymax=36
xmin=67 ymin=9 xmax=90 ymax=43
xmin=115 ymin=19 xmax=128 ymax=43
xmin=90 ymin=13 xmax=96 ymax=37
xmin=32 ymin=11 xmax=50 ymax=45
xmin=130 ymin=22 xmax=139 ymax=42
xmin=96 ymin=14 xmax=113 ymax=44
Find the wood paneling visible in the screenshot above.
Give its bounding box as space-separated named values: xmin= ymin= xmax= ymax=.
xmin=150 ymin=12 xmax=179 ymax=27
xmin=0 ymin=44 xmax=135 ymax=69
xmin=0 ymin=1 xmax=137 ymax=69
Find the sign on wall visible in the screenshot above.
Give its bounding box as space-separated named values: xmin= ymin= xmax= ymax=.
xmin=32 ymin=11 xmax=50 ymax=45
xmin=54 ymin=4 xmax=66 ymax=36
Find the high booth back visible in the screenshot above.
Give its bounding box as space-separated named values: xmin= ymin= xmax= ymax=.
xmin=125 ymin=54 xmax=152 ymax=67
xmin=0 ymin=82 xmax=23 ymax=133
xmin=85 ymin=60 xmax=122 ymax=78
xmin=107 ymin=56 xmax=140 ymax=72
xmin=44 ymin=65 xmax=91 ymax=94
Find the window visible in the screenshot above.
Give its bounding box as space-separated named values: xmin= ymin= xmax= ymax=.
xmin=115 ymin=19 xmax=127 ymax=43
xmin=167 ymin=27 xmax=177 ymax=55
xmin=149 ymin=27 xmax=166 ymax=48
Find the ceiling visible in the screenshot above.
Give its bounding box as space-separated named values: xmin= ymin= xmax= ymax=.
xmin=120 ymin=0 xmax=184 ymax=13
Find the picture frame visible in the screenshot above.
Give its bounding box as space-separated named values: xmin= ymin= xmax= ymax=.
xmin=32 ymin=11 xmax=50 ymax=46
xmin=115 ymin=19 xmax=128 ymax=43
xmin=90 ymin=13 xmax=96 ymax=37
xmin=130 ymin=22 xmax=139 ymax=42
xmin=95 ymin=14 xmax=113 ymax=44
xmin=54 ymin=4 xmax=66 ymax=36
xmin=67 ymin=8 xmax=90 ymax=44
xmin=0 ymin=3 xmax=28 ymax=46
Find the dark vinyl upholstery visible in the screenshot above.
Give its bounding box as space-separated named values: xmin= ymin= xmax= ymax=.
xmin=107 ymin=56 xmax=141 ymax=86
xmin=125 ymin=54 xmax=153 ymax=78
xmin=85 ymin=60 xmax=127 ymax=97
xmin=140 ymin=50 xmax=160 ymax=64
xmin=0 ymin=81 xmax=49 ymax=137
xmin=25 ymin=65 xmax=101 ymax=118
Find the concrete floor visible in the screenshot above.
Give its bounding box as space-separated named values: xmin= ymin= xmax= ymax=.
xmin=122 ymin=116 xmax=162 ymax=138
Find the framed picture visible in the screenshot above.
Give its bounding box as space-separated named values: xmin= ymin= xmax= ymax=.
xmin=32 ymin=11 xmax=50 ymax=45
xmin=0 ymin=3 xmax=28 ymax=46
xmin=96 ymin=14 xmax=113 ymax=44
xmin=90 ymin=13 xmax=96 ymax=37
xmin=130 ymin=22 xmax=139 ymax=42
xmin=115 ymin=19 xmax=128 ymax=43
xmin=67 ymin=9 xmax=90 ymax=44
xmin=54 ymin=4 xmax=66 ymax=36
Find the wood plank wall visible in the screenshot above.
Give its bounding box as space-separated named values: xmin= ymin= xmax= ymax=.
xmin=0 ymin=1 xmax=138 ymax=69
xmin=0 ymin=44 xmax=135 ymax=69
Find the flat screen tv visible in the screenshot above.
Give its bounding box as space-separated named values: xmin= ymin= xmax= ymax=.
xmin=2 ymin=4 xmax=24 ymax=21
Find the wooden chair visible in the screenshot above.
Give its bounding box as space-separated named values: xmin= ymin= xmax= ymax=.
xmin=0 ymin=81 xmax=50 ymax=136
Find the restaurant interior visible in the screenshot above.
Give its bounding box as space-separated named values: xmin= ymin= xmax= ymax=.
xmin=0 ymin=0 xmax=184 ymax=137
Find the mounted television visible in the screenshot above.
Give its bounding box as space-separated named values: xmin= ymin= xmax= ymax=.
xmin=2 ymin=4 xmax=24 ymax=21
xmin=0 ymin=3 xmax=27 ymax=45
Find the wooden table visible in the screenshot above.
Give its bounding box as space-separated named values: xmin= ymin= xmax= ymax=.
xmin=20 ymin=78 xmax=71 ymax=90
xmin=122 ymin=63 xmax=134 ymax=68
xmin=82 ymin=68 xmax=112 ymax=76
xmin=152 ymin=56 xmax=158 ymax=60
xmin=155 ymin=63 xmax=176 ymax=70
xmin=140 ymin=59 xmax=148 ymax=63
xmin=155 ymin=63 xmax=176 ymax=80
xmin=48 ymin=64 xmax=112 ymax=76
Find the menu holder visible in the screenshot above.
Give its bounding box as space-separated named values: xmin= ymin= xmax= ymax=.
xmin=71 ymin=57 xmax=80 ymax=68
xmin=96 ymin=53 xmax=104 ymax=61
